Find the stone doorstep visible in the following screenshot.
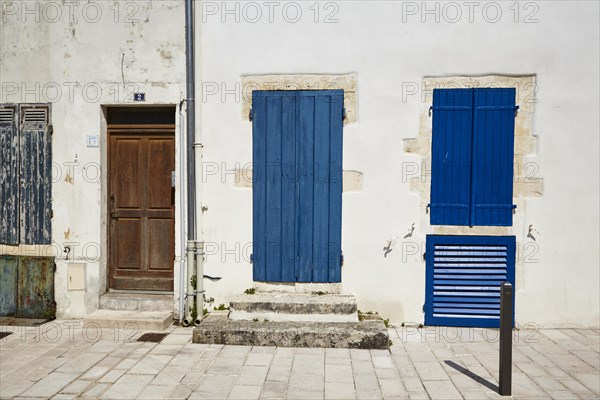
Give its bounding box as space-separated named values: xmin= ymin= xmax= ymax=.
xmin=192 ymin=313 xmax=389 ymax=349
xmin=254 ymin=282 xmax=342 ymax=294
xmin=229 ymin=293 xmax=358 ymax=323
xmin=99 ymin=292 xmax=173 ymax=312
xmin=83 ymin=310 xmax=173 ymax=331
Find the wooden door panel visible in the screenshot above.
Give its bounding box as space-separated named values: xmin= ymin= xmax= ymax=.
xmin=148 ymin=218 xmax=174 ymax=271
xmin=114 ymin=219 xmax=142 ymax=271
xmin=147 ymin=139 xmax=174 ymax=209
xmin=109 ymin=130 xmax=175 ymax=291
xmin=115 ymin=139 xmax=142 ymax=208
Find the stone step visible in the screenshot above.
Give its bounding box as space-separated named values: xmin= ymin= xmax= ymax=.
xmin=84 ymin=310 xmax=173 ymax=330
xmin=193 ymin=313 xmax=389 ymax=349
xmin=229 ymin=293 xmax=358 ymax=322
xmin=99 ymin=292 xmax=173 ymax=312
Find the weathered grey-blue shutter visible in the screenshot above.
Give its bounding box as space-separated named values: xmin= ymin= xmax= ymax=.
xmin=0 ymin=105 xmax=19 ymax=244
xmin=19 ymin=106 xmax=52 ymax=244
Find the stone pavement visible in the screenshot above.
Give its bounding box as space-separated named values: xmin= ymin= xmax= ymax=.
xmin=0 ymin=320 xmax=598 ymax=399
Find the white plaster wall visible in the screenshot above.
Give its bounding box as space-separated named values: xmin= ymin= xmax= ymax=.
xmin=2 ymin=1 xmax=598 ymax=327
xmin=1 ymin=1 xmax=186 ymax=318
xmin=197 ymin=1 xmax=599 ymax=328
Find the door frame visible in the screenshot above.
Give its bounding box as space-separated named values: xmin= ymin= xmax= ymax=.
xmin=106 ymin=122 xmax=176 ymax=291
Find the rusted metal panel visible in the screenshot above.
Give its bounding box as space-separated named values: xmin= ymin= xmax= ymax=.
xmin=16 ymin=257 xmax=55 ymax=319
xmin=0 ymin=256 xmax=18 ymax=316
xmin=19 ymin=105 xmax=52 ymax=244
xmin=0 ymin=105 xmax=19 ymax=244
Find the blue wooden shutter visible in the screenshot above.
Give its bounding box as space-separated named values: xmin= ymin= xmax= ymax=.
xmin=252 ymin=90 xmax=343 ymax=283
xmin=471 ymin=89 xmax=517 ymax=226
xmin=425 ymin=235 xmax=516 ymax=328
xmin=0 ymin=105 xmax=19 ymax=244
xmin=430 ymin=89 xmax=473 ymax=226
xmin=19 ymin=106 xmax=52 ymax=244
xmin=297 ymin=90 xmax=343 ymax=283
xmin=253 ymin=91 xmax=299 ymax=282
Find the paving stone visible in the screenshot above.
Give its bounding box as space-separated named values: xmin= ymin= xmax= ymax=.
xmin=169 ymin=383 xmax=194 ymax=399
xmin=60 ymin=380 xmax=93 ymax=394
xmin=260 ymin=381 xmax=287 ymax=399
xmin=286 ymin=389 xmax=324 ymax=399
xmin=138 ymin=384 xmax=179 ymax=399
xmin=152 ymin=365 xmax=188 ymax=385
xmin=413 ymin=361 xmax=451 ymax=381
xmin=20 ymin=372 xmax=79 ymax=398
xmin=324 ymin=381 xmax=356 ymax=399
xmin=98 ymin=368 xmax=126 ymax=383
xmin=422 ymin=380 xmax=462 ymax=400
xmin=325 ymin=364 xmax=354 ymax=383
xmin=288 ymin=373 xmax=324 ymax=392
xmin=355 ymin=388 xmax=383 ymax=399
xmin=573 ymin=372 xmax=600 ymax=393
xmin=102 ymin=373 xmax=154 ymax=399
xmin=228 ymin=385 xmax=262 ymax=399
xmin=236 ymin=366 xmax=269 ymax=385
xmin=82 ymin=382 xmax=110 ymax=397
xmin=192 ymin=374 xmax=236 ymax=398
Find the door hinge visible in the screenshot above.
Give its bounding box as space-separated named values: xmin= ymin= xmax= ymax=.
xmin=340 ymin=253 xmax=344 ymax=267
xmin=422 ymin=252 xmax=426 ymax=262
xmin=48 ymin=124 xmax=53 ymax=135
xmin=250 ymin=254 xmax=253 ymax=264
xmin=342 ymin=108 xmax=346 ymax=121
xmin=249 ymin=109 xmax=253 ymax=121
xmin=49 ymin=209 xmax=53 ymax=219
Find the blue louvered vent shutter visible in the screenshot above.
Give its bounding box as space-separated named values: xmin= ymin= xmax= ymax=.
xmin=425 ymin=235 xmax=515 ymax=328
xmin=0 ymin=105 xmax=19 ymax=244
xmin=430 ymin=89 xmax=473 ymax=226
xmin=19 ymin=106 xmax=52 ymax=244
xmin=471 ymin=89 xmax=517 ymax=226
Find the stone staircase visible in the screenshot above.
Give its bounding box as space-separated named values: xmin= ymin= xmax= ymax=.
xmin=193 ymin=287 xmax=389 ymax=349
xmin=84 ymin=292 xmax=174 ymax=330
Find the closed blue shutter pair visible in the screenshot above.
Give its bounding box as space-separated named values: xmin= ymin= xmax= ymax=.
xmin=252 ymin=90 xmax=343 ymax=283
xmin=429 ymin=88 xmax=518 ymax=227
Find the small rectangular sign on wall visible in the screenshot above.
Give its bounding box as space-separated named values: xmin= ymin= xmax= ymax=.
xmin=86 ymin=135 xmax=99 ymax=148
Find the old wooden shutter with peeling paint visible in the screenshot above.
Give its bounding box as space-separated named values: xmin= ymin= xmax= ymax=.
xmin=0 ymin=105 xmax=19 ymax=244
xmin=19 ymin=106 xmax=52 ymax=244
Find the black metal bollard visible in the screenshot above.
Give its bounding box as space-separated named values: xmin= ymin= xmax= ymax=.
xmin=499 ymin=282 xmax=513 ymax=396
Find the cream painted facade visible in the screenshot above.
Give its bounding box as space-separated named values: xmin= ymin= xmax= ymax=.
xmin=1 ymin=1 xmax=598 ymax=328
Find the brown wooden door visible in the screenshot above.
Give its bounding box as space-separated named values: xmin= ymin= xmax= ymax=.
xmin=108 ymin=129 xmax=175 ymax=291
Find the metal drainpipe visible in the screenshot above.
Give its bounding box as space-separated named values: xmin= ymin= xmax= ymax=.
xmin=182 ymin=0 xmax=197 ymax=327
xmin=178 ymin=103 xmax=187 ymax=323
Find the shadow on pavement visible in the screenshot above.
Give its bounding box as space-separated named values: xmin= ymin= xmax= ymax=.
xmin=444 ymin=360 xmax=499 ymax=392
